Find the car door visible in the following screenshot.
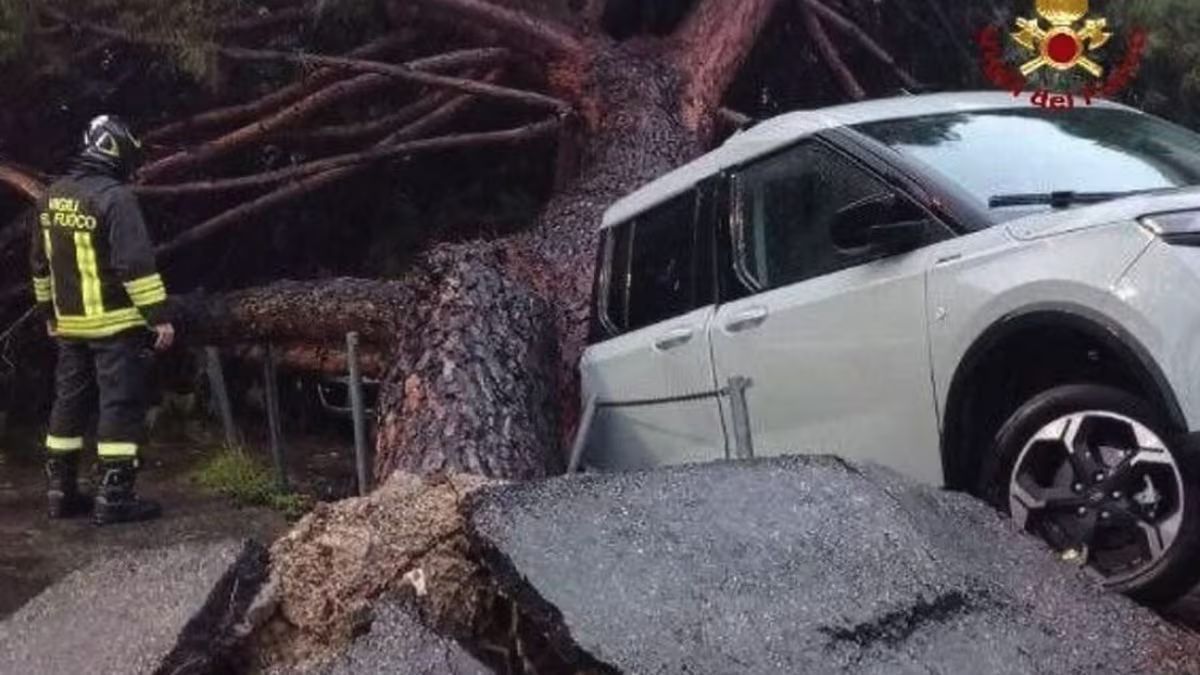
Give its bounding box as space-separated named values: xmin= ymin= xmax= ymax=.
xmin=708 ymin=138 xmax=947 ymax=484
xmin=580 ymin=187 xmax=727 ymax=470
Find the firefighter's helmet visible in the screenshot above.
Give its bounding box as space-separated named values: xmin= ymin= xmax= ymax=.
xmin=81 ymin=115 xmax=144 ymax=178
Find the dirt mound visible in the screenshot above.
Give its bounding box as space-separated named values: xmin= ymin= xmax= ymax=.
xmin=251 ymin=472 xmax=492 ymax=671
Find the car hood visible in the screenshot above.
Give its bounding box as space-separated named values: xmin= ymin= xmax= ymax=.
xmin=1005 ymin=186 xmax=1200 ymax=241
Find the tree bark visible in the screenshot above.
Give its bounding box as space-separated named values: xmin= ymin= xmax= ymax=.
xmin=372 ymin=244 xmax=561 ymax=479
xmin=227 ymin=343 xmax=389 ymax=379
xmin=673 ymin=0 xmax=784 ymax=136
xmin=194 ymin=278 xmax=415 ymax=347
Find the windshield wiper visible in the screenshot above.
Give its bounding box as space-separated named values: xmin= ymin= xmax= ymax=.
xmin=988 ymin=189 xmax=1163 ymax=210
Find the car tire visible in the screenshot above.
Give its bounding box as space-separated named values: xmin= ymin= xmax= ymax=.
xmin=977 ymin=383 xmax=1200 ymax=603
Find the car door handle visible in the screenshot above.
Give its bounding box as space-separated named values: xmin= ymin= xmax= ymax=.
xmin=654 ymin=327 xmax=695 ymax=352
xmin=725 ymin=306 xmax=769 ymax=333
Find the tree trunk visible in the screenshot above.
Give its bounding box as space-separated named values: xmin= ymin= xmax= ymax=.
xmin=365 ymin=0 xmax=780 ymax=481
xmin=197 ymin=250 xmax=561 ymax=480
xmin=372 ymin=243 xmax=561 ymax=479
xmin=367 ymin=43 xmax=706 ymax=475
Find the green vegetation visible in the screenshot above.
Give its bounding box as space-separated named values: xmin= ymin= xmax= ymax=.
xmin=0 ymin=0 xmax=31 ymax=64
xmin=0 ymin=0 xmax=270 ymax=75
xmin=1118 ymin=0 xmax=1200 ymax=128
xmin=192 ymin=446 xmax=312 ymax=520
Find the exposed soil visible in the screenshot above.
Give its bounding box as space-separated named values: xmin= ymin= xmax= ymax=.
xmin=252 ymin=472 xmax=492 ymax=672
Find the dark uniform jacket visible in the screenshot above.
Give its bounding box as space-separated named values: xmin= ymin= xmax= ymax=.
xmin=29 ymin=165 xmax=168 ymax=339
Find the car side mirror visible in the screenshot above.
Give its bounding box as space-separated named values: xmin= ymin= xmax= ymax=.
xmin=831 ymin=194 xmax=929 ymax=254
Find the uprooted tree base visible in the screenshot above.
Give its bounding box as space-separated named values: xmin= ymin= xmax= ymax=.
xmin=246 ymin=471 xmax=609 ymax=674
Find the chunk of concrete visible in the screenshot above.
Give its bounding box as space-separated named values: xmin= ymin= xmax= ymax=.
xmin=467 ymin=456 xmax=1200 ymax=674
xmin=0 ymin=539 xmax=266 ymax=675
xmin=316 ymin=599 xmax=490 ymax=675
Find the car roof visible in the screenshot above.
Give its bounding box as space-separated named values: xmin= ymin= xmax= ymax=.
xmin=600 ymin=91 xmax=1137 ymax=229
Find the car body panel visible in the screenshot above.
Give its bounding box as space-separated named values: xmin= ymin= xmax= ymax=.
xmin=1116 ymin=239 xmax=1200 ymax=430
xmin=579 ymin=306 xmax=726 ymax=470
xmin=709 ymin=244 xmax=945 ymax=484
xmin=928 ymin=223 xmax=1157 ymax=426
xmin=1004 ymin=187 xmax=1200 ymax=241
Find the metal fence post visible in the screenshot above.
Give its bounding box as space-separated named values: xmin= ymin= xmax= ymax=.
xmin=263 ymin=343 xmax=288 ymax=491
xmin=347 ymin=332 xmax=371 ymax=496
xmin=203 ymin=347 xmax=239 ymax=450
xmin=567 ymin=394 xmax=599 ymax=474
xmin=727 ymin=376 xmax=755 ymax=460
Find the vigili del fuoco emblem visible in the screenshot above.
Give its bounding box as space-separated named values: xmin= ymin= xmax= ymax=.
xmin=1012 ymin=0 xmax=1111 ymax=77
xmin=977 ymin=0 xmax=1147 ymax=109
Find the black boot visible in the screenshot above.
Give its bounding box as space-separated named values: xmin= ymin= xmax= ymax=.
xmin=46 ymin=454 xmax=93 ymax=519
xmin=93 ymin=461 xmax=161 ymax=526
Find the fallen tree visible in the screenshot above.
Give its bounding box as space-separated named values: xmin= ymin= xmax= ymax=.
xmin=1 ymin=0 xmax=935 ymax=481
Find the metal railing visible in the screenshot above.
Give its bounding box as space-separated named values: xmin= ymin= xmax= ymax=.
xmin=202 ymin=331 xmax=375 ymax=497
xmin=567 ymin=376 xmax=755 ymax=473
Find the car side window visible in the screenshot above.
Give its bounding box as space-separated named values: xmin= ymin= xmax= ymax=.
xmin=593 ymin=190 xmax=700 ymax=339
xmin=627 ymin=192 xmax=698 ymax=332
xmin=732 ymin=140 xmax=918 ymax=291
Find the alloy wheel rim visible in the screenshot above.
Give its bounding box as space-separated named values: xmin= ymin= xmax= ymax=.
xmin=1008 ymin=410 xmax=1185 ymax=585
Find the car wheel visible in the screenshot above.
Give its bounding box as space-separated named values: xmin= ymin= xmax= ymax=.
xmin=978 ymin=384 xmax=1200 ymax=602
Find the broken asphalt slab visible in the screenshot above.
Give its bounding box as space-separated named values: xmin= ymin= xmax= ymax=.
xmin=0 ymin=538 xmax=266 ymax=675
xmin=467 ymin=456 xmax=1200 ymax=674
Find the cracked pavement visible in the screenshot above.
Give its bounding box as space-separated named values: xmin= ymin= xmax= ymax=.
xmin=466 ymin=456 xmax=1200 ymax=674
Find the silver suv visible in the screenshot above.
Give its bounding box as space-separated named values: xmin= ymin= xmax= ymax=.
xmin=581 ymin=92 xmax=1200 ymax=601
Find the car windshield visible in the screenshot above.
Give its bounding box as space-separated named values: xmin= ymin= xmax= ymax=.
xmin=853 ymin=107 xmax=1200 ymax=224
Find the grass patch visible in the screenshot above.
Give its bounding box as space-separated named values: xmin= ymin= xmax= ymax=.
xmin=193 ymin=447 xmax=311 ymax=520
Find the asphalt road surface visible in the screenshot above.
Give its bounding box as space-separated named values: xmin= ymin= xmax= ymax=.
xmin=468 ymin=456 xmax=1200 ymax=674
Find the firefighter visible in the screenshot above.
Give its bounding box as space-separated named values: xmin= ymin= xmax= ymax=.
xmin=29 ymin=115 xmax=175 ymax=525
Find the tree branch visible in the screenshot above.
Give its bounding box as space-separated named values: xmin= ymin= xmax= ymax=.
xmin=44 ymin=9 xmax=571 ymax=116
xmin=267 ymin=93 xmax=453 ymax=148
xmin=217 ymin=45 xmax=569 ymax=113
xmin=143 ymin=34 xmax=411 ymax=144
xmin=578 ymin=0 xmax=608 ymax=27
xmin=155 ymin=82 xmax=499 ymax=259
xmin=138 ymin=119 xmax=559 ymax=199
xmin=228 ymin=343 xmax=388 ymax=378
xmin=399 ymin=0 xmax=586 ymax=59
xmin=0 ymin=163 xmax=46 ymax=201
xmin=802 ymin=5 xmax=865 ymax=100
xmin=138 ymin=48 xmax=509 ymax=183
xmin=718 ymin=107 xmax=753 ymax=130
xmin=805 ymin=0 xmax=919 ymax=90
xmin=673 ymin=0 xmax=785 ymax=135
